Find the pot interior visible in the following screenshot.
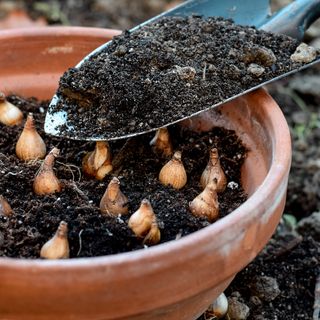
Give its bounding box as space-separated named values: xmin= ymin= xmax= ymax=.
xmin=181 ymin=95 xmax=272 ymax=196
xmin=0 ymin=27 xmax=272 ymax=199
xmin=1 ymin=27 xmax=121 ymax=100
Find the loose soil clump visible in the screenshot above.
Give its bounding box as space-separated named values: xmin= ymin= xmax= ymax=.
xmin=53 ymin=15 xmax=310 ymax=139
xmin=0 ymin=95 xmax=246 ymax=259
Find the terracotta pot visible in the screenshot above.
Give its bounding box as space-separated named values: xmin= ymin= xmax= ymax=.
xmin=0 ymin=27 xmax=291 ymax=320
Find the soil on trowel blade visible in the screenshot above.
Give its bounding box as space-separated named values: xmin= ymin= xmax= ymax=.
xmin=54 ymin=15 xmax=309 ymax=139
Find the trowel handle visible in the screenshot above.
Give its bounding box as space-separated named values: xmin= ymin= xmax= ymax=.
xmin=262 ymin=0 xmax=320 ymax=40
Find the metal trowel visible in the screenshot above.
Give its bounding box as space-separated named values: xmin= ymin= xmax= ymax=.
xmin=45 ymin=0 xmax=320 ymax=140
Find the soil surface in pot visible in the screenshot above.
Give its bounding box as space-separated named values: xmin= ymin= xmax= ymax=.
xmin=54 ymin=15 xmax=310 ymax=140
xmin=0 ymin=95 xmax=246 ymax=258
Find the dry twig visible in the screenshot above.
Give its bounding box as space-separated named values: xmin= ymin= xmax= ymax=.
xmin=77 ymin=229 xmax=84 ymax=256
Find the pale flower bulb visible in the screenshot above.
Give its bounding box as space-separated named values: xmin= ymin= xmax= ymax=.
xmin=159 ymin=151 xmax=187 ymax=189
xmin=128 ymin=199 xmax=160 ymax=245
xmin=40 ymin=221 xmax=70 ymax=259
xmin=100 ymin=177 xmax=129 ymax=216
xmin=0 ymin=92 xmax=23 ymax=126
xmin=15 ymin=113 xmax=46 ymax=161
xmin=33 ymin=148 xmax=62 ymax=195
xmin=82 ymin=141 xmax=113 ymax=180
xmin=189 ymin=179 xmax=219 ymax=222
xmin=150 ymin=127 xmax=173 ymax=157
xmin=200 ymin=148 xmax=227 ymax=192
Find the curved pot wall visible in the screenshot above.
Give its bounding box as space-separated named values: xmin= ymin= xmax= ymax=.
xmin=0 ymin=27 xmax=291 ymax=320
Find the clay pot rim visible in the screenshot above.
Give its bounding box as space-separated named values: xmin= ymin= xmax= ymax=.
xmin=0 ymin=25 xmax=122 ymax=40
xmin=0 ymin=28 xmax=291 ymax=267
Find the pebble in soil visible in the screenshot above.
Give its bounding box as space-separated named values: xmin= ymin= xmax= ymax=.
xmin=0 ymin=95 xmax=247 ymax=258
xmin=53 ymin=15 xmax=315 ymax=140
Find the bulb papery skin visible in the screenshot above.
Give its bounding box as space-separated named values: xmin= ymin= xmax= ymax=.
xmin=150 ymin=127 xmax=173 ymax=157
xmin=0 ymin=195 xmax=13 ymax=217
xmin=40 ymin=221 xmax=70 ymax=259
xmin=0 ymin=93 xmax=23 ymax=126
xmin=82 ymin=141 xmax=113 ymax=180
xmin=189 ymin=180 xmax=219 ymax=222
xmin=200 ymin=148 xmax=227 ymax=192
xmin=128 ymin=199 xmax=161 ymax=245
xmin=159 ymin=151 xmax=187 ymax=189
xmin=33 ymin=147 xmax=62 ymax=195
xmin=15 ymin=113 xmax=46 ymax=161
xmin=100 ymin=177 xmax=129 ymax=216
xmin=143 ymin=222 xmax=161 ymax=245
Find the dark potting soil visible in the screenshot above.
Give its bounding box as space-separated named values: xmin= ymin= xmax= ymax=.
xmin=197 ymin=232 xmax=320 ymax=320
xmin=0 ymin=95 xmax=246 ymax=259
xmin=224 ymin=234 xmax=320 ymax=320
xmin=53 ymin=15 xmax=308 ymax=140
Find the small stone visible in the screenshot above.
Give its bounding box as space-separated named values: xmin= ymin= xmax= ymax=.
xmin=228 ymin=181 xmax=239 ymax=190
xmin=297 ymin=212 xmax=320 ymax=241
xmin=250 ymin=276 xmax=280 ymax=302
xmin=128 ymin=120 xmax=136 ymax=127
xmin=290 ymin=43 xmax=317 ymax=63
xmin=255 ymin=47 xmax=276 ymax=66
xmin=247 ymin=63 xmax=265 ymax=77
xmin=114 ymin=45 xmax=127 ymax=57
xmin=97 ymin=118 xmax=108 ymax=126
xmin=144 ymin=78 xmax=152 ymax=85
xmin=207 ymin=54 xmax=214 ymax=60
xmin=229 ymin=48 xmax=238 ymax=58
xmin=231 ymin=291 xmax=241 ymax=298
xmin=238 ymin=31 xmax=246 ymax=39
xmin=201 ymin=22 xmax=214 ymax=33
xmin=228 ymin=297 xmax=250 ymax=320
xmin=208 ymin=64 xmax=217 ymax=73
xmin=242 ymin=45 xmax=276 ymax=67
xmin=175 ymin=66 xmax=196 ymax=81
xmin=226 ymin=64 xmax=241 ymax=79
xmin=249 ymin=295 xmax=262 ymax=306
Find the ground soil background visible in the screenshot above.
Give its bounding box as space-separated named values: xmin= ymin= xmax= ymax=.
xmin=0 ymin=1 xmax=319 ymax=319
